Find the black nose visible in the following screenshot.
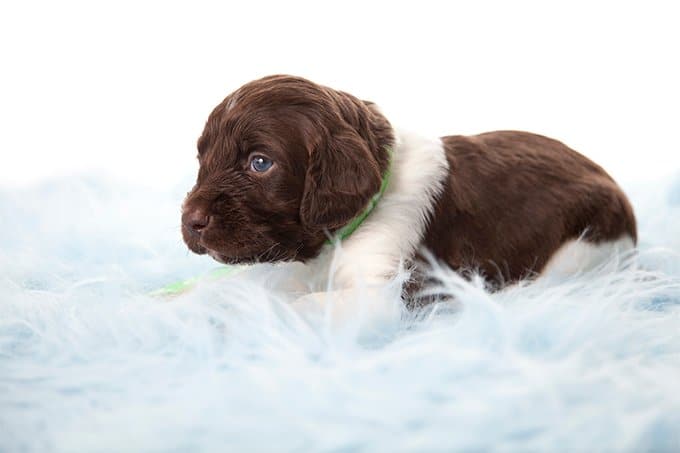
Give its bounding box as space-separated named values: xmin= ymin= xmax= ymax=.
xmin=182 ymin=208 xmax=211 ymax=235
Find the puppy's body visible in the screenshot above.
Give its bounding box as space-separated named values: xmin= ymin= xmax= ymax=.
xmin=427 ymin=131 xmax=636 ymax=285
xmin=182 ymin=75 xmax=637 ymax=297
xmin=305 ymin=128 xmax=636 ymax=290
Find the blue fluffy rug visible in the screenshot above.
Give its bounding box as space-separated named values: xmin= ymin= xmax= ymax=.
xmin=2 ymin=174 xmax=680 ymax=452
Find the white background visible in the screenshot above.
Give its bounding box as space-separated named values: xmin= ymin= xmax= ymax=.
xmin=1 ymin=0 xmax=678 ymax=188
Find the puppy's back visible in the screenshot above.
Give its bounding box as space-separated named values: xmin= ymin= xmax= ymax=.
xmin=423 ymin=130 xmax=636 ymax=284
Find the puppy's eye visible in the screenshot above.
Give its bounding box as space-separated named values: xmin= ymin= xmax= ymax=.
xmin=249 ymin=155 xmax=273 ymax=172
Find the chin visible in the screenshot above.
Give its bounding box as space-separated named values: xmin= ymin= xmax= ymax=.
xmin=205 ymin=248 xmax=284 ymax=266
xmin=207 ymin=251 xmax=251 ymax=265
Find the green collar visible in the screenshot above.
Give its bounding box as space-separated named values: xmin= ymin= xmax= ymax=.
xmin=326 ymin=147 xmax=393 ymax=244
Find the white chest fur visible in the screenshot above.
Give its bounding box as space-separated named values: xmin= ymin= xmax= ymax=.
xmin=305 ymin=129 xmax=450 ymax=289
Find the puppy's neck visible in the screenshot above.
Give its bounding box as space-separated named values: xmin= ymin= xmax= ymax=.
xmin=308 ymin=126 xmax=450 ymax=288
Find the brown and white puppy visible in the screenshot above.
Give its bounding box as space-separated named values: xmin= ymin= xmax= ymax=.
xmin=182 ymin=75 xmax=637 ymax=301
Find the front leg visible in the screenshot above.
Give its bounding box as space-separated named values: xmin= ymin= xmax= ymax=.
xmin=291 ymin=286 xmax=403 ymax=332
xmin=290 ymin=236 xmax=414 ymax=330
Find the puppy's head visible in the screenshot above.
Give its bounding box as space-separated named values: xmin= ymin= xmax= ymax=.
xmin=181 ymin=75 xmax=394 ymax=264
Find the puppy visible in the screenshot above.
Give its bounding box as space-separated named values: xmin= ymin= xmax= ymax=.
xmin=182 ymin=75 xmax=637 ymax=303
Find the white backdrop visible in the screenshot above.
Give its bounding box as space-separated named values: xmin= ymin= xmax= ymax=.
xmin=1 ymin=0 xmax=678 ymax=188
xmin=3 ymin=4 xmax=680 ymax=450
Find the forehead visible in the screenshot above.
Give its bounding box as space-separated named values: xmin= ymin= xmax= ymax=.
xmin=197 ymin=77 xmax=331 ymax=168
xmin=199 ymin=105 xmax=306 ymax=155
xmin=200 ymin=86 xmax=323 ymax=153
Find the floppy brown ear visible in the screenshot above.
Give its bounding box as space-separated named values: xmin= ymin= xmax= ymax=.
xmin=300 ymin=129 xmax=382 ymax=230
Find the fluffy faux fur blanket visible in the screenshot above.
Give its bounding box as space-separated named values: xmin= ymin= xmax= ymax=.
xmin=1 ymin=174 xmax=679 ymax=451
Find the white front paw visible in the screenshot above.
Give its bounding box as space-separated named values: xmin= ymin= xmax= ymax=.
xmin=290 ymin=288 xmax=403 ymax=333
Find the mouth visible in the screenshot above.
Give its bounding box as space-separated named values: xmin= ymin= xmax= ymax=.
xmin=207 ymin=250 xmax=225 ymax=263
xmin=182 ymin=225 xmax=286 ymax=265
xmin=183 ymin=231 xmax=262 ymax=265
